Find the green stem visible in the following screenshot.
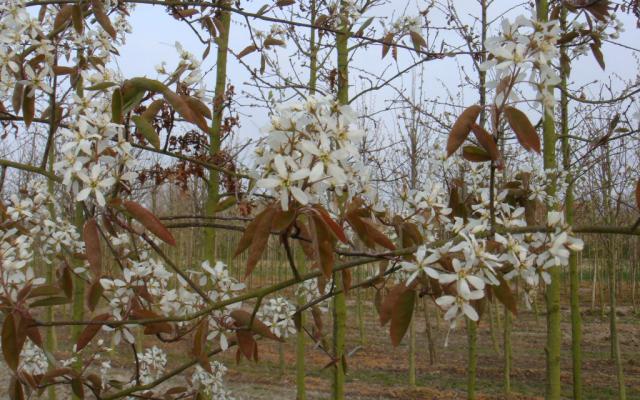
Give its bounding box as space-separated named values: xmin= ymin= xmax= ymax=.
xmin=332 ymin=3 xmax=349 ymax=398
xmin=466 ymin=319 xmax=477 ymax=400
xmin=204 ymin=1 xmax=231 ymax=265
xmin=560 ymin=7 xmax=582 ymax=398
xmin=504 ymin=305 xmax=512 ymax=397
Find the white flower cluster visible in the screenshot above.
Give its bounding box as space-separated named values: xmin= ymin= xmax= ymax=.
xmin=480 ymin=14 xmax=561 ymax=112
xmin=155 ymin=42 xmax=208 ymax=100
xmin=390 ymin=15 xmax=422 ymax=34
xmin=18 ymin=340 xmax=48 ymax=376
xmin=1 ymin=184 xmax=85 ymax=301
xmin=196 ymin=261 xmax=245 ymax=351
xmin=191 ymin=361 xmax=234 ymax=400
xmin=137 ymin=346 xmax=167 ymax=384
xmin=255 ymin=95 xmax=372 ymax=211
xmin=399 ymin=158 xmax=584 ymax=327
xmin=257 ymin=297 xmax=297 ymax=339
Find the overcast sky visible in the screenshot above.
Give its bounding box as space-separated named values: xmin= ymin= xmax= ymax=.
xmin=110 ymin=1 xmax=639 ymax=157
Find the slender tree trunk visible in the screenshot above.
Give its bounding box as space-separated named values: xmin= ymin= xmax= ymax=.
xmin=422 ymin=298 xmax=436 ymax=364
xmin=489 ymin=302 xmax=500 ymax=354
xmin=466 ymin=319 xmax=477 ymax=400
xmin=504 ymin=305 xmax=512 ymax=397
xmin=607 ymin=244 xmax=627 ymax=399
xmin=204 ymin=2 xmax=231 ymax=265
xmin=560 ymin=8 xmax=582 ymax=397
xmin=536 ymin=1 xmax=561 ymax=398
xmin=409 ymin=312 xmax=416 ymax=387
xmin=332 ymin=3 xmax=349 ymax=397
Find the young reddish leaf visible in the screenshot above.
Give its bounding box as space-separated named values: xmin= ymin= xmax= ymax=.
xmin=237 ymin=45 xmax=257 ymax=59
xmin=141 ymin=99 xmax=165 ymax=121
xmin=12 ymin=83 xmax=24 ymax=114
xmin=313 ymin=206 xmax=348 ymax=243
xmin=462 ymin=145 xmax=491 ymax=163
xmin=59 ymin=265 xmax=73 ymax=299
xmin=111 ymin=88 xmax=123 ymax=124
xmin=590 ymin=43 xmax=605 ymax=70
xmin=230 ymin=309 xmax=283 ymax=342
xmin=131 ymin=115 xmax=160 ymax=149
xmin=22 ymin=92 xmax=35 ymax=129
xmin=446 ymin=105 xmax=482 ymax=157
xmin=263 ymin=37 xmax=286 ymax=47
xmin=390 ymin=288 xmax=415 ymax=346
xmin=2 ymin=313 xmax=21 ymax=371
xmin=184 ymin=96 xmax=212 ymax=120
xmin=162 ymin=90 xmax=209 ymax=132
xmin=71 ymin=5 xmax=84 ymax=35
xmin=76 ymin=313 xmax=110 ymax=351
xmin=71 ymin=378 xmax=85 ymax=399
xmin=83 ymin=218 xmax=102 ymax=278
xmin=86 ymin=280 xmax=103 ymax=312
xmin=381 ymin=32 xmax=394 ymax=58
xmin=21 ymin=314 xmax=43 ymax=349
xmin=53 ymin=5 xmax=74 ymax=32
xmin=123 ymin=201 xmax=176 ymax=246
xmin=235 ymin=330 xmax=256 ymax=361
xmin=91 ymin=0 xmax=117 ymax=39
xmin=379 ymin=284 xmax=408 ymax=326
xmin=244 ymin=207 xmax=276 ymax=277
xmin=127 ymin=77 xmax=168 ymax=93
xmin=29 ymin=296 xmax=71 ymax=308
xmin=192 ymin=320 xmax=211 ymax=372
xmin=504 ymin=106 xmax=541 ymax=153
xmin=470 ymin=123 xmax=502 ymax=168
xmin=409 ymin=31 xmax=426 ymax=51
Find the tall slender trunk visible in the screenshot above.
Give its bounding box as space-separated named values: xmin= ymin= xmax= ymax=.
xmin=559 ymin=7 xmax=582 ymax=398
xmin=536 ymin=1 xmax=561 ymax=398
xmin=504 ymin=305 xmax=512 ymax=397
xmin=332 ymin=3 xmax=349 ymax=398
xmin=422 ymin=298 xmax=436 ymax=364
xmin=466 ymin=319 xmax=477 ymax=400
xmin=204 ymin=3 xmax=231 ymax=265
xmin=296 ymin=3 xmax=319 ymax=397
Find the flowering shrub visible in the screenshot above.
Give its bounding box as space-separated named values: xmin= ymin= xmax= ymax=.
xmin=0 ymin=0 xmax=629 ymax=399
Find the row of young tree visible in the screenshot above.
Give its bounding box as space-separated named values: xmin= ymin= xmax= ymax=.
xmin=0 ymin=0 xmax=639 ymax=399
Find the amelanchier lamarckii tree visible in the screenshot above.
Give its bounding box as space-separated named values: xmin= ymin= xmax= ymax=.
xmin=0 ymin=1 xmax=638 ymax=400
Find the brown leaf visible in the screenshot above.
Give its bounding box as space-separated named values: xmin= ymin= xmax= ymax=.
xmin=123 ymin=201 xmax=176 ymax=246
xmin=2 ymin=313 xmax=22 ymax=371
xmin=53 ymin=5 xmax=74 ymax=32
xmin=22 ymin=91 xmax=35 ymax=129
xmin=76 ymin=313 xmax=110 ymax=351
xmin=83 ymin=219 xmax=102 ymax=278
xmin=390 ymin=288 xmax=415 ymax=346
xmin=192 ymin=320 xmax=211 ymax=372
xmin=470 ymin=124 xmax=503 ymax=168
xmin=263 ymin=37 xmax=285 ymax=47
xmin=379 ymin=284 xmax=407 ymax=326
xmin=446 ymin=105 xmax=482 ymax=157
xmin=163 ymin=91 xmax=209 ymax=132
xmin=462 ymin=145 xmax=492 ymax=163
xmin=590 ymin=43 xmax=605 ymax=70
xmin=86 ymin=280 xmax=103 ymax=312
xmin=504 ymin=106 xmax=541 ymax=153
xmin=382 ymin=32 xmax=394 ymax=58
xmin=235 ymin=330 xmax=256 ymax=361
xmin=312 ymin=206 xmax=347 ymax=243
xmin=237 ymin=45 xmax=257 ymax=59
xmin=230 ymin=309 xmax=283 ymax=342
xmin=91 ymin=0 xmax=117 ymax=39
xmin=71 ymin=5 xmax=84 ymax=35
xmin=245 ymin=207 xmax=276 ymax=277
